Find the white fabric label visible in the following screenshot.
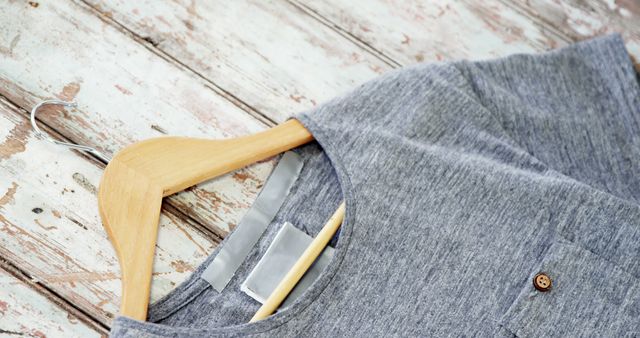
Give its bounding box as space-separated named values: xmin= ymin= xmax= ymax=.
xmin=240 ymin=221 xmax=335 ymax=309
xmin=200 ymin=151 xmax=304 ymax=292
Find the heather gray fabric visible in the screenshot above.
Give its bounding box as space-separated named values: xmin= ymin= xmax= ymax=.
xmin=109 ymin=34 xmax=640 ymax=337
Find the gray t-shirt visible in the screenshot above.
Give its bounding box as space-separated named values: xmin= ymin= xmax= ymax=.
xmin=110 ymin=33 xmax=640 ymax=337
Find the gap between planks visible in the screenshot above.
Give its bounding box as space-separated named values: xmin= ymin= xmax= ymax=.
xmin=286 ymin=0 xmax=402 ymax=68
xmin=0 ymin=256 xmax=110 ymax=336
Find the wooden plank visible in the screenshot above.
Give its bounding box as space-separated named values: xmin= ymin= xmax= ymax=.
xmin=80 ymin=0 xmax=392 ymax=122
xmin=0 ymin=262 xmax=107 ymax=338
xmin=503 ymin=0 xmax=640 ymax=64
xmin=294 ymin=0 xmax=640 ymax=67
xmin=0 ymin=0 xmax=275 ymax=238
xmin=0 ymin=97 xmax=217 ymax=325
xmin=293 ymin=0 xmax=573 ymax=65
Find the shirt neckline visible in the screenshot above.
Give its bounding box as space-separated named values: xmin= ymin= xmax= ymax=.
xmin=111 ymin=113 xmax=358 ymax=336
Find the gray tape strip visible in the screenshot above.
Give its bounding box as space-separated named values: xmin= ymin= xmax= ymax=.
xmin=200 ymin=151 xmax=304 ymax=292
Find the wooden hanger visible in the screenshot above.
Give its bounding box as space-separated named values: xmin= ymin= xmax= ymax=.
xmin=32 ymin=100 xmax=345 ymax=321
xmin=87 ymin=110 xmax=344 ymax=321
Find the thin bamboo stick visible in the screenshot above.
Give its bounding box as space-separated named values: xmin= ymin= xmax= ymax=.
xmin=250 ymin=201 xmax=346 ymax=322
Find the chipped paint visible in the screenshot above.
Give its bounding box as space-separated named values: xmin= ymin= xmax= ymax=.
xmin=0 ymin=122 xmax=29 ymax=161
xmin=170 ymin=260 xmax=194 ymax=273
xmin=57 ymin=82 xmax=81 ymax=102
xmin=39 ymin=271 xmax=118 ymax=283
xmin=0 ymin=182 xmax=18 ymax=207
xmin=34 ymin=219 xmax=57 ymax=231
xmin=0 ymin=299 xmax=8 ymax=315
xmin=232 ymin=172 xmax=251 ymax=183
xmin=114 ymin=84 xmax=132 ymax=95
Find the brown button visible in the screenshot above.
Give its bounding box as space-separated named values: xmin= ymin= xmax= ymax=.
xmin=533 ymin=272 xmax=552 ymax=292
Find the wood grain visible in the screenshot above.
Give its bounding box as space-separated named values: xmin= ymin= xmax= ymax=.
xmin=0 ymin=97 xmax=216 ymax=324
xmin=80 ymin=0 xmax=393 ymax=122
xmin=0 ymin=266 xmax=104 ymax=338
xmin=0 ymin=0 xmax=275 ymax=238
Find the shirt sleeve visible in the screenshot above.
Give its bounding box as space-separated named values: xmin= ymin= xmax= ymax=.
xmin=452 ymin=33 xmax=640 ymax=202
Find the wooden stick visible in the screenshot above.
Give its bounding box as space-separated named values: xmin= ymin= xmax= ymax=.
xmin=250 ymin=201 xmax=346 ymax=322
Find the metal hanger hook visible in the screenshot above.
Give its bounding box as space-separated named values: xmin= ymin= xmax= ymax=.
xmin=30 ymin=99 xmax=111 ymax=163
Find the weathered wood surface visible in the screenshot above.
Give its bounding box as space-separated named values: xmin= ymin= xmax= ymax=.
xmin=0 ymin=0 xmax=638 ymax=336
xmin=508 ymin=0 xmax=640 ymax=60
xmin=0 ymin=97 xmax=216 ymax=325
xmin=80 ymin=0 xmax=393 ymax=122
xmin=0 ymin=0 xmax=274 ymax=239
xmin=0 ymin=264 xmax=107 ymax=338
xmin=295 ymin=0 xmax=639 ymax=65
xmin=295 ymin=0 xmax=567 ymax=64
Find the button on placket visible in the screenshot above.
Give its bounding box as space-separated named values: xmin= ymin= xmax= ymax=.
xmin=533 ymin=272 xmax=552 ymax=292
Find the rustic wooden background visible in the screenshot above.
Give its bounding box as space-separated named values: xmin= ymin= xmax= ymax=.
xmin=0 ymin=0 xmax=638 ymax=336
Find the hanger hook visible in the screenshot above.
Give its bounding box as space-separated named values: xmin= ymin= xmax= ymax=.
xmin=30 ymin=99 xmax=111 ymax=163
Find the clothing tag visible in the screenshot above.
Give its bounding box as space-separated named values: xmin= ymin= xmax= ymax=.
xmin=201 ymin=151 xmax=304 ymax=292
xmin=240 ymin=221 xmax=334 ymax=308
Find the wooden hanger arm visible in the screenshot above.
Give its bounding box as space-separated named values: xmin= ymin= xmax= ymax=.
xmin=115 ymin=119 xmax=314 ymax=197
